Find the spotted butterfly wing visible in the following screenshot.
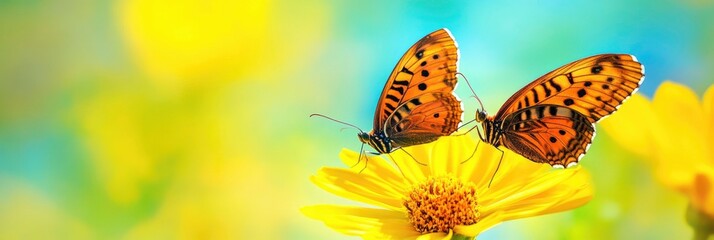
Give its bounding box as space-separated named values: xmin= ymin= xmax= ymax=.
xmin=364 ymin=28 xmax=462 ymax=154
xmin=499 ymin=105 xmax=595 ymax=167
xmin=481 ymin=54 xmax=644 ymax=167
xmin=386 ymin=92 xmax=462 ymax=147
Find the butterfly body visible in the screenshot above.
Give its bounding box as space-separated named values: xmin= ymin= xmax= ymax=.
xmin=359 ymin=131 xmax=392 ymax=154
xmin=475 ymin=54 xmax=644 ymax=168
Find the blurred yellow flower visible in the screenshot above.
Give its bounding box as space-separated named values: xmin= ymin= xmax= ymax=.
xmin=601 ymin=81 xmax=714 ymax=229
xmin=118 ymin=0 xmax=330 ymax=90
xmin=118 ymin=0 xmax=271 ymax=87
xmin=302 ymin=135 xmax=593 ymax=239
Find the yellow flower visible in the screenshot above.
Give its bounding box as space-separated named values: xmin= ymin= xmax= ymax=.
xmin=601 ymin=81 xmax=714 ymax=219
xmin=118 ymin=0 xmax=330 ymax=89
xmin=302 ymin=135 xmax=593 ymax=239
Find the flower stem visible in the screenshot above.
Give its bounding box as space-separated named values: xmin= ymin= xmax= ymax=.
xmin=451 ymin=233 xmax=475 ymax=240
xmin=693 ymin=231 xmax=709 ymax=240
xmin=686 ymin=203 xmax=714 ymax=240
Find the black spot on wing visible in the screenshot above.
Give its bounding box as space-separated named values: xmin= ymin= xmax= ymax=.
xmin=401 ymin=67 xmax=414 ymax=75
xmin=577 ymin=89 xmax=586 ymax=98
xmin=418 ymin=83 xmax=427 ymax=90
xmin=591 ymin=65 xmax=603 ymax=74
xmin=564 ymin=98 xmax=575 ymax=106
xmin=416 ymin=50 xmax=424 ymax=59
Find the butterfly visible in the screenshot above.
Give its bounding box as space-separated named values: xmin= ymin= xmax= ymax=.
xmin=472 ymin=54 xmax=644 ymax=168
xmin=312 ymin=28 xmax=463 ymax=158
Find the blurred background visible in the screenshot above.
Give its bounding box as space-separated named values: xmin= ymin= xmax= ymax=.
xmin=0 ymin=0 xmax=713 ymax=239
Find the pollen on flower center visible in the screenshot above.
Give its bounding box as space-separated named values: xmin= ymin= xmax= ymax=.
xmin=403 ymin=175 xmax=479 ymax=234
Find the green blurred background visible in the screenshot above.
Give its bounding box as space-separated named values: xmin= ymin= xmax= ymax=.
xmin=0 ymin=0 xmax=712 ymax=239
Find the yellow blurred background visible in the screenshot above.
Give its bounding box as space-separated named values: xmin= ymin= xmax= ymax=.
xmin=1 ymin=0 xmax=713 ymax=239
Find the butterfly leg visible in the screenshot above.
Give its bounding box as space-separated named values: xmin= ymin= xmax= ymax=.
xmin=487 ymin=148 xmax=505 ymax=188
xmin=459 ymin=127 xmax=486 ymax=164
xmin=460 ymin=140 xmax=481 ymax=164
xmin=356 ymin=151 xmax=384 ymax=173
xmin=452 ymin=120 xmax=478 ymax=136
xmin=385 ymin=153 xmax=408 ymax=179
xmin=398 ymin=148 xmax=427 ymax=166
xmin=351 ymin=143 xmax=369 ymax=173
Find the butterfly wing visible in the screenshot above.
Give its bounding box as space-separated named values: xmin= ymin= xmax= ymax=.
xmin=373 ymin=28 xmax=460 ymax=132
xmin=494 ymin=54 xmax=644 ymax=123
xmin=385 ymin=92 xmax=463 ymax=147
xmin=499 ymin=105 xmax=595 ymax=167
xmin=492 ymin=54 xmax=644 ymax=167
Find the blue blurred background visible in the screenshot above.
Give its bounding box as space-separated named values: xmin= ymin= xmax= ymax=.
xmin=0 ymin=0 xmax=712 ymax=239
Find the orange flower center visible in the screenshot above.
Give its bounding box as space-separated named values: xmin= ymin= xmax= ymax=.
xmin=404 ymin=175 xmax=479 ymax=234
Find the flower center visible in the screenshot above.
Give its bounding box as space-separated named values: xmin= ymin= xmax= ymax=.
xmin=404 ymin=175 xmax=479 ymax=234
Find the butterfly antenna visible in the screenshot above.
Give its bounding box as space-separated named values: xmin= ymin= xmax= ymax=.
xmin=310 ymin=114 xmax=365 ymax=133
xmin=456 ymin=72 xmax=486 ymax=112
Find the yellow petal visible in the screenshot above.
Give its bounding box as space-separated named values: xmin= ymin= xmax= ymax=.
xmin=703 ymin=84 xmax=714 ymax=165
xmin=453 ymin=211 xmax=505 ymax=237
xmin=599 ymin=93 xmax=654 ymax=157
xmin=301 ymin=205 xmax=412 ymax=237
xmin=339 ymin=149 xmax=409 ymax=188
xmin=430 ymin=135 xmax=470 ymax=176
xmin=450 ymin=136 xmax=490 ymax=185
xmin=464 ymin=142 xmax=512 ymax=189
xmin=481 ymin=167 xmax=592 ymax=220
xmin=388 ymin=147 xmax=430 ymax=184
xmin=483 ymin=152 xmax=549 ymax=193
xmin=651 ymin=82 xmax=710 ymax=187
xmin=310 ymin=168 xmax=406 ymax=210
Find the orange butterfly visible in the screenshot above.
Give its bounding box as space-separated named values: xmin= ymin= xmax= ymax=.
xmin=313 ymin=28 xmax=463 ymax=158
xmin=472 ymin=54 xmax=644 ymax=168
